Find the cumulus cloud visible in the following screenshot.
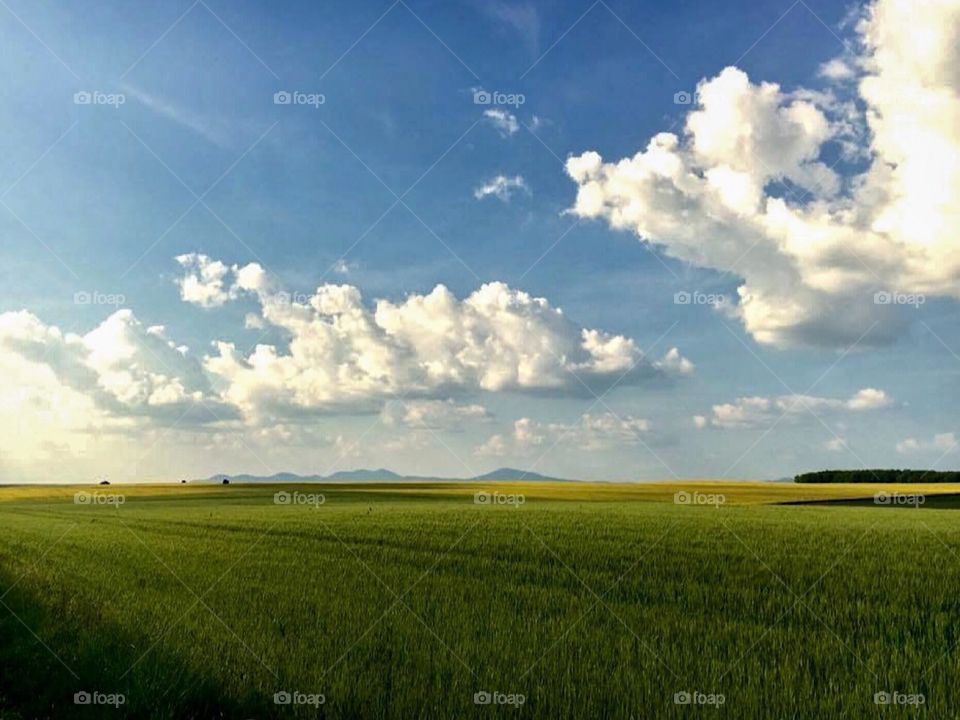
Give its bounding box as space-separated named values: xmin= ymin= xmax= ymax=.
xmin=565 ymin=0 xmax=960 ymax=348
xmin=474 ymin=174 xmax=529 ymax=201
xmin=0 ymin=309 xmax=242 ymax=479
xmin=381 ymin=399 xmax=491 ymax=430
xmin=0 ymin=310 xmax=235 ymax=422
xmin=896 ymin=432 xmax=957 ymax=454
xmin=175 ymin=254 xmax=235 ymax=308
xmin=181 ymin=257 xmax=692 ymax=421
xmin=0 ymin=340 xmax=108 ymax=470
xmin=845 ymin=387 xmax=892 ymax=410
xmin=483 ymin=108 xmax=519 ymax=136
xmin=657 ymin=347 xmax=695 ymax=375
xmin=0 ymin=257 xmax=693 ymax=459
xmin=475 ymin=412 xmax=652 ymax=456
xmin=697 ymin=387 xmax=893 ymax=429
xmin=0 ymin=310 xmax=238 ymax=482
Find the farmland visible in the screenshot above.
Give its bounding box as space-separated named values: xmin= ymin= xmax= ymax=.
xmin=1 ymin=481 xmax=958 ymax=718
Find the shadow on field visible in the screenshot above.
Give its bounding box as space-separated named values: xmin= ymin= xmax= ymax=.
xmin=781 ymin=492 xmax=960 ymax=509
xmin=0 ymin=566 xmax=276 ymax=720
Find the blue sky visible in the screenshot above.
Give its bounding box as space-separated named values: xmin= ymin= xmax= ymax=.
xmin=1 ymin=0 xmax=958 ymax=482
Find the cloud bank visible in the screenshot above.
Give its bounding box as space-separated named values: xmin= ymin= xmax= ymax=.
xmin=475 ymin=412 xmax=653 ymax=456
xmin=565 ymin=0 xmax=960 ymax=347
xmin=0 ymin=308 xmax=230 ymax=424
xmin=896 ymin=432 xmax=957 ymax=455
xmin=695 ymin=388 xmax=893 ymax=429
xmin=187 ymin=258 xmax=692 ymax=420
xmin=0 ymin=256 xmax=693 ymax=458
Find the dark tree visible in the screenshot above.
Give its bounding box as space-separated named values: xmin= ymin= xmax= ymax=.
xmin=795 ymin=469 xmax=960 ymax=483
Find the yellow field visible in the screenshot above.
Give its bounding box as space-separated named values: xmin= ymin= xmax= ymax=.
xmin=1 ymin=479 xmax=957 ymax=505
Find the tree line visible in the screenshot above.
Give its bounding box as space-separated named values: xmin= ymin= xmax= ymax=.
xmin=794 ymin=469 xmax=960 ymax=483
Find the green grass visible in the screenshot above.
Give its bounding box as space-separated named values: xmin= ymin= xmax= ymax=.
xmin=0 ymin=482 xmax=958 ymax=718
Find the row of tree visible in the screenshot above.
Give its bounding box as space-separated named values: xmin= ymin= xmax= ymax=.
xmin=794 ymin=469 xmax=960 ymax=483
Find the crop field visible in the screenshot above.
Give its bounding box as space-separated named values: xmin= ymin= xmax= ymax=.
xmin=1 ymin=481 xmax=959 ymax=718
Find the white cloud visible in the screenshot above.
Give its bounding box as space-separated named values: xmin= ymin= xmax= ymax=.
xmin=0 ymin=309 xmax=233 ymax=427
xmin=845 ymin=387 xmax=892 ymax=410
xmin=381 ymin=399 xmax=491 ymax=430
xmin=0 ymin=308 xmax=244 ymax=480
xmin=381 ymin=433 xmax=434 ymax=453
xmin=181 ymin=258 xmax=692 ymax=421
xmin=474 ymin=174 xmax=529 ymax=202
xmin=819 ymin=58 xmax=856 ymax=81
xmin=333 ymin=259 xmax=355 ymax=275
xmin=657 ymin=347 xmax=695 ymax=375
xmin=186 ymin=423 xmax=340 ymax=451
xmin=0 ymin=339 xmax=110 ymax=471
xmin=565 ymin=0 xmax=960 ymax=348
xmin=244 ymin=312 xmax=265 ymax=330
xmin=475 ymin=412 xmax=652 ymax=456
xmin=473 ymin=432 xmax=510 ymax=457
xmin=896 ymin=432 xmax=957 ymax=454
xmin=483 ymin=108 xmax=519 ymax=136
xmin=175 ymin=254 xmax=235 ymax=308
xmin=0 ymin=256 xmax=693 ymax=468
xmin=697 ymin=387 xmax=893 ymax=429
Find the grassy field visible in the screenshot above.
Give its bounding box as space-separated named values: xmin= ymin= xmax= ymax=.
xmin=0 ymin=481 xmax=958 ymax=718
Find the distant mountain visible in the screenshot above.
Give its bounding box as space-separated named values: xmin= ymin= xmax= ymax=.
xmin=325 ymin=468 xmax=403 ymax=481
xmin=472 ymin=467 xmax=559 ymax=481
xmin=263 ymin=472 xmax=317 ymax=482
xmin=204 ymin=467 xmax=565 ymax=483
xmin=206 ymin=472 xmax=322 ymax=483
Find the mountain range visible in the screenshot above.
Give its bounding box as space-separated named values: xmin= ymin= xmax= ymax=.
xmin=203 ymin=467 xmax=566 ymax=483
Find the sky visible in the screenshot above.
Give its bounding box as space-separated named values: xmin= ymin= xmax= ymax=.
xmin=1 ymin=0 xmax=958 ymax=482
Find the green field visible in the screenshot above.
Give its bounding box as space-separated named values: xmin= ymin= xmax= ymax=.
xmin=1 ymin=481 xmax=957 ymax=718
